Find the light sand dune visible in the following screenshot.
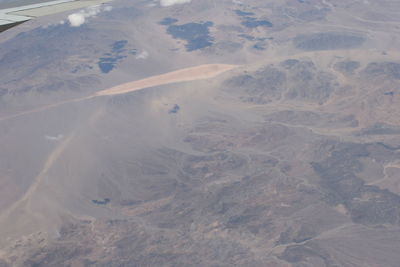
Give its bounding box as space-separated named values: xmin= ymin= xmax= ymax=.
xmin=95 ymin=64 xmax=238 ymax=96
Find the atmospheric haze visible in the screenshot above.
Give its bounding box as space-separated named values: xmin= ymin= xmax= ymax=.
xmin=1 ymin=0 xmax=400 ymax=266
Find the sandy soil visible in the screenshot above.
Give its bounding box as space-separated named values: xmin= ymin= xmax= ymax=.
xmin=95 ymin=64 xmax=238 ymax=96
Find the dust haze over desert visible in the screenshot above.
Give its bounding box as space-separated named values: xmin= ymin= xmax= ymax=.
xmin=1 ymin=0 xmax=400 ymax=266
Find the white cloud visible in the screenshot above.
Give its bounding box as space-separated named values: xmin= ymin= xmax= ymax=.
xmin=45 ymin=134 xmax=64 ymax=141
xmin=103 ymin=5 xmax=113 ymax=12
xmin=68 ymin=13 xmax=86 ymax=27
xmin=42 ymin=20 xmax=65 ymax=29
xmin=67 ymin=5 xmax=112 ymax=27
xmin=136 ymin=50 xmax=149 ymax=59
xmin=160 ymin=0 xmax=191 ymax=7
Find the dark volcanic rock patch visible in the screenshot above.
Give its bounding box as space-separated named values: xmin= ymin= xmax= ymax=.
xmin=312 ymin=141 xmax=400 ymax=225
xmin=234 ymin=9 xmax=273 ymax=28
xmin=224 ymin=67 xmax=286 ymax=104
xmin=265 ymin=110 xmax=359 ymax=128
xmin=356 ymin=122 xmax=400 ymax=136
xmin=166 ymin=22 xmax=214 ymax=51
xmin=334 ymin=60 xmax=360 ymax=75
xmin=294 ymin=32 xmax=365 ymax=51
xmin=284 ymin=60 xmax=336 ymax=103
xmin=159 ymin=17 xmax=178 ymax=25
xmin=168 ymin=104 xmax=180 ymax=114
xmin=241 ymin=17 xmax=273 ymax=28
xmin=98 ymin=40 xmax=136 ymax=74
xmin=225 ymin=59 xmax=338 ymax=104
xmin=234 ymin=10 xmax=255 ymax=17
xmin=362 ymin=62 xmax=400 ymax=80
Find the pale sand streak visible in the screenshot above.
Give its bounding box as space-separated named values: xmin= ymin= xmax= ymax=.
xmin=0 ymin=64 xmax=238 ymax=122
xmin=95 ymin=64 xmax=238 ymax=96
xmin=0 ymin=134 xmax=75 ymax=237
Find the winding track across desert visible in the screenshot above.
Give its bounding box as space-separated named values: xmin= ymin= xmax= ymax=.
xmin=0 ymin=64 xmax=238 ymax=122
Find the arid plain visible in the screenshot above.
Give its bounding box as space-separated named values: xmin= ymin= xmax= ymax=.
xmin=1 ymin=0 xmax=400 ymax=266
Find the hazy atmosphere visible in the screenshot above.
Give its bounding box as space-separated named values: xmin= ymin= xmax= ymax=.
xmin=1 ymin=0 xmax=400 ymax=266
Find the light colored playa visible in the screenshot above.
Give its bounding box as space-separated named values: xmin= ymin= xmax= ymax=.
xmin=95 ymin=64 xmax=238 ymax=96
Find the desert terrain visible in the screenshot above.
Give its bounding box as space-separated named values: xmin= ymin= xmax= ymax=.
xmin=0 ymin=0 xmax=400 ymax=266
